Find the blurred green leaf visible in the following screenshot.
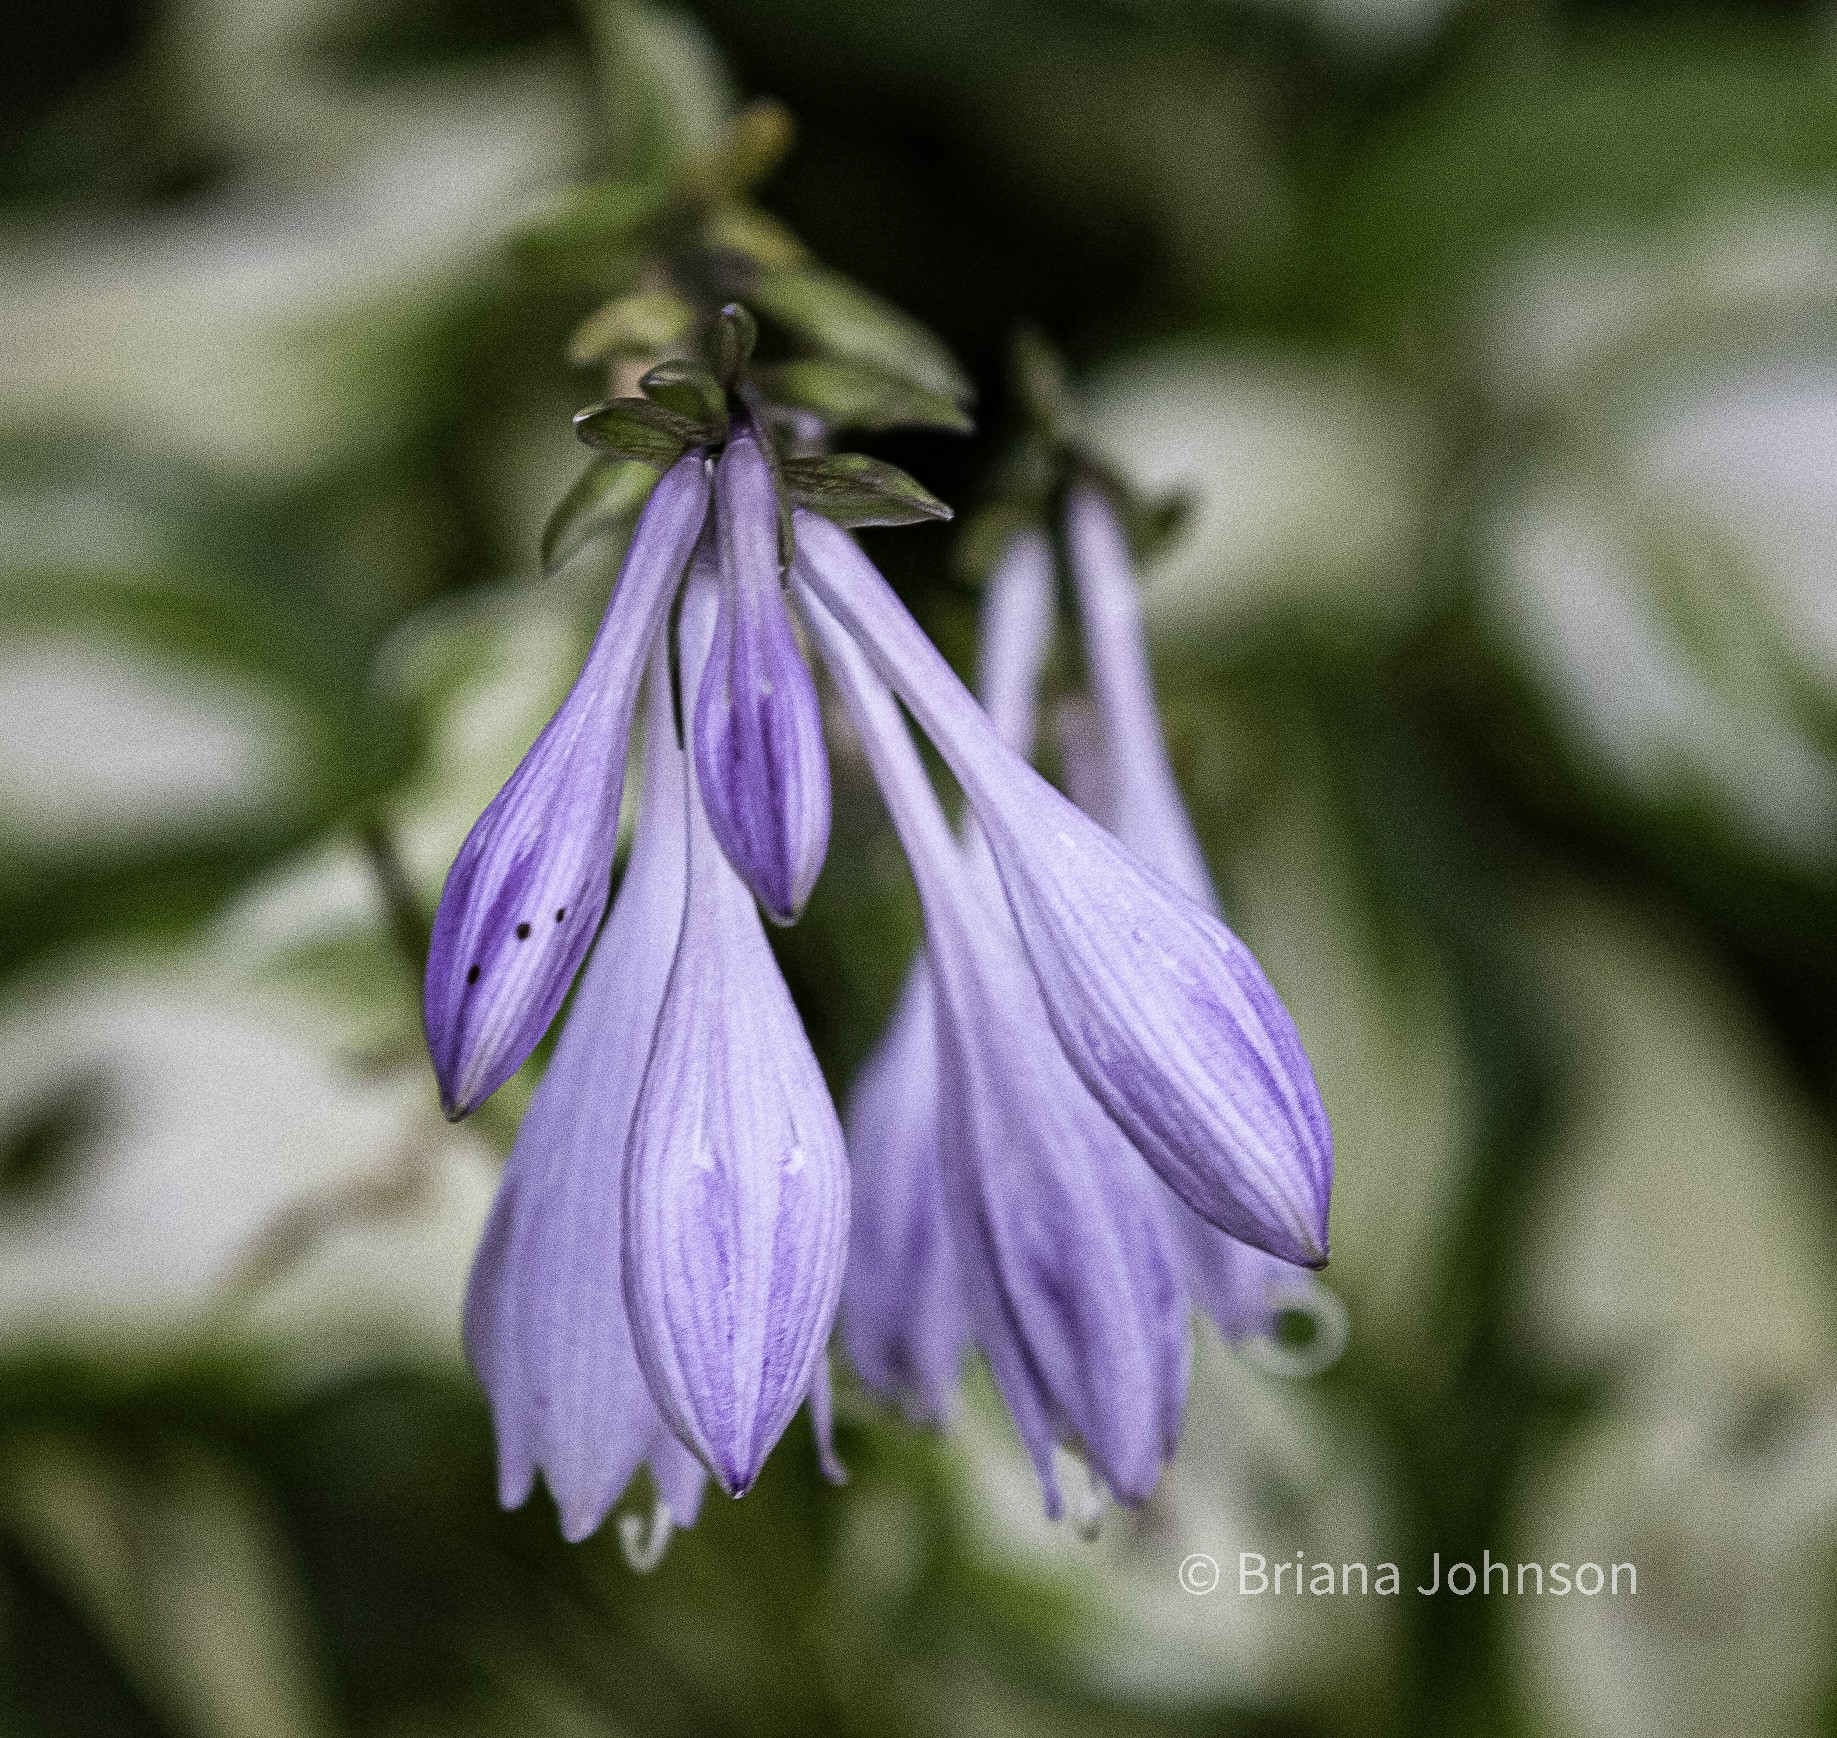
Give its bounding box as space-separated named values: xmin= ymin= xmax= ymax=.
xmin=703 ymin=203 xmax=809 ymax=270
xmin=511 ymin=181 xmax=666 ymax=287
xmin=683 ymin=97 xmax=797 ymax=202
xmin=567 ymin=289 xmax=697 ymax=366
xmin=585 ymin=0 xmax=736 ymax=183
xmin=749 ymin=265 xmax=973 ymax=404
xmin=761 ymin=358 xmax=973 ymax=434
xmin=1324 ymin=29 xmax=1837 ymax=332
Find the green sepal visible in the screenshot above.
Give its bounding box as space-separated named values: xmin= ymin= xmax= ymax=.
xmin=540 ymin=459 xmax=660 ymax=574
xmin=759 ymin=358 xmax=973 ymax=434
xmin=750 ymin=266 xmax=972 ymax=404
xmin=782 ymin=454 xmax=953 ymax=528
xmin=640 ymin=359 xmax=729 ymax=432
xmin=573 ymin=397 xmax=716 ymax=463
xmin=568 ymin=289 xmax=697 ymax=365
xmin=710 ymin=303 xmax=758 ymax=387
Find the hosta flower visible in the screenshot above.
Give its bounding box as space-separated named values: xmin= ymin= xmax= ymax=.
xmin=1061 ymin=482 xmax=1342 ymax=1359
xmin=693 ymin=429 xmax=831 ymax=924
xmin=426 ymin=454 xmax=709 ymax=1119
xmin=833 ymin=500 xmax=1337 ymax=1511
xmin=795 ymin=508 xmax=1333 ymax=1268
xmin=434 ymin=304 xmax=1332 ymax=1542
xmin=622 ymin=575 xmax=849 ymax=1496
xmin=808 ymin=578 xmax=1188 ymax=1513
xmin=462 ymin=643 xmax=708 ymax=1549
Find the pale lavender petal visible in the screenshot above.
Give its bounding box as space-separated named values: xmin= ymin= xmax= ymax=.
xmin=839 ymin=958 xmax=968 ymax=1424
xmin=461 ymin=1170 xmax=536 ymax=1509
xmin=463 ymin=633 xmax=709 ymax=1542
xmin=974 ymin=529 xmax=1056 ymax=759
xmin=427 ymin=454 xmax=710 ymax=1117
xmin=693 ymin=428 xmax=831 ymax=923
xmin=806 ymin=585 xmax=1190 ymax=1511
xmin=838 ymin=537 xmax=1053 ymax=1426
xmin=623 ymin=575 xmax=850 ymax=1496
xmin=1063 ymin=484 xmax=1214 ymax=904
xmin=795 ymin=510 xmax=1331 ymax=1269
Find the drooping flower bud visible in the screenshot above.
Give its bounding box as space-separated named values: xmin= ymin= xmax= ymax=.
xmin=623 ymin=574 xmax=850 ymax=1496
xmin=693 ymin=427 xmax=831 ymax=923
xmin=425 ymin=454 xmax=710 ymax=1117
xmin=794 ymin=509 xmax=1332 ymax=1269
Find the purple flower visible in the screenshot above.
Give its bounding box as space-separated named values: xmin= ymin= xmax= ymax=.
xmin=1062 ymin=484 xmax=1341 ymax=1351
xmin=793 ymin=508 xmax=1333 ymax=1269
xmin=693 ymin=428 xmax=832 ymax=924
xmin=462 ymin=637 xmax=707 ymax=1545
xmin=838 ymin=533 xmax=1054 ymax=1427
xmin=425 ymin=454 xmax=710 ymax=1118
xmin=838 ymin=957 xmax=967 ymax=1425
xmin=436 ymin=368 xmax=1337 ymax=1545
xmin=805 ymin=579 xmax=1189 ymax=1513
xmin=621 ymin=574 xmax=850 ymax=1497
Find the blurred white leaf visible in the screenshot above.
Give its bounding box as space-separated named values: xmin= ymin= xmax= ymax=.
xmin=1481 ymin=199 xmax=1837 ymax=862
xmin=1513 ymin=889 xmax=1837 ymax=1737
xmin=0 ymin=636 xmax=303 ymax=853
xmin=1084 ymin=347 xmax=1433 ymax=638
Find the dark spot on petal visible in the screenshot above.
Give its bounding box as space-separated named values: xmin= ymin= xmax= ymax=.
xmin=555 ymin=907 xmax=566 ymax=922
xmin=465 ymin=964 xmax=480 ymax=985
xmin=516 ymin=921 xmax=531 ymax=940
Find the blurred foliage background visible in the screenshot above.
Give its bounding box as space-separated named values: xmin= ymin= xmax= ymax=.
xmin=4 ymin=0 xmax=1837 ymax=1733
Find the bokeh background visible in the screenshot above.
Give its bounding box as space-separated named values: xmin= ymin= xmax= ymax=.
xmin=4 ymin=0 xmax=1837 ymax=1733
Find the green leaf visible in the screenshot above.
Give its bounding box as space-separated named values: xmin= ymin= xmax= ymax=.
xmin=750 ymin=266 xmax=973 ymax=404
xmin=540 ymin=459 xmax=660 ymax=574
xmin=760 ymin=359 xmax=973 ymax=434
xmin=783 ymin=454 xmax=954 ymax=529
xmin=568 ymin=290 xmax=697 ymax=366
xmin=952 ymin=502 xmax=1039 ymax=586
xmin=640 ymin=359 xmax=729 ymax=432
xmin=573 ymin=397 xmax=714 ymax=464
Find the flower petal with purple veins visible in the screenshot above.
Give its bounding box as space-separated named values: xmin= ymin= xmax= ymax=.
xmin=807 ymin=584 xmax=1190 ymax=1512
xmin=692 ymin=427 xmax=831 ymax=923
xmin=426 ymin=453 xmax=710 ymax=1118
xmin=623 ymin=574 xmax=850 ymax=1497
xmin=793 ymin=509 xmax=1332 ymax=1269
xmin=462 ymin=631 xmax=707 ymax=1542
